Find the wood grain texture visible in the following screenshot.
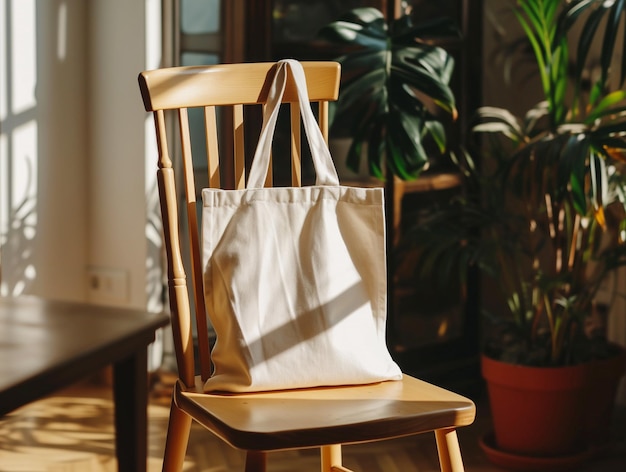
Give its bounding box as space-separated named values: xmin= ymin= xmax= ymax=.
xmin=139 ymin=62 xmax=341 ymax=110
xmin=0 ymin=295 xmax=169 ymax=472
xmin=174 ymin=375 xmax=475 ymax=451
xmin=1 ymin=379 xmax=625 ymax=471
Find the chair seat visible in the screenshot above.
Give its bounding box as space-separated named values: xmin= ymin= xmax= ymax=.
xmin=174 ymin=375 xmax=476 ymax=452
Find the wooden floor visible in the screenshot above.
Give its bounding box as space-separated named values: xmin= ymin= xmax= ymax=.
xmin=1 ymin=371 xmax=625 ymax=472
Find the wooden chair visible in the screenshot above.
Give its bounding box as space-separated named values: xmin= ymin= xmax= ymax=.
xmin=138 ymin=61 xmax=476 ymax=472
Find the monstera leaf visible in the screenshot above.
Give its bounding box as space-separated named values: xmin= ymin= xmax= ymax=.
xmin=318 ymin=8 xmax=458 ymax=180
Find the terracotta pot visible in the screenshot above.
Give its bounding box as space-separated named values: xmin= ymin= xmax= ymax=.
xmin=482 ymin=348 xmax=626 ymax=458
xmin=482 ymin=355 xmax=590 ymax=457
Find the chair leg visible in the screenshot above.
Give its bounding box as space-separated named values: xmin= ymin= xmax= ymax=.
xmin=245 ymin=451 xmax=267 ymax=472
xmin=320 ymin=444 xmax=342 ymax=472
xmin=161 ymin=399 xmax=192 ymax=472
xmin=435 ymin=428 xmax=465 ymax=472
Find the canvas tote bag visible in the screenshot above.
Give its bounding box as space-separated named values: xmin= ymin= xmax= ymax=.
xmin=201 ymin=59 xmax=402 ymax=393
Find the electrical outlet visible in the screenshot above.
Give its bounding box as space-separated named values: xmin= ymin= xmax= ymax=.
xmin=87 ymin=267 xmax=129 ymax=303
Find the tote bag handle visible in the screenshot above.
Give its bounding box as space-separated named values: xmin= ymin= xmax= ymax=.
xmin=247 ymin=59 xmax=340 ymax=189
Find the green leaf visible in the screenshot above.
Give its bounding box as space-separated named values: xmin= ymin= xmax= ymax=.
xmin=599 ymin=0 xmax=625 ymax=88
xmin=319 ymin=7 xmax=456 ymax=179
xmin=556 ymin=0 xmax=596 ymax=38
xmin=332 ymin=66 xmax=386 ymax=134
xmin=589 ymin=151 xmax=608 ymax=210
xmin=317 ymin=8 xmax=387 ymax=49
xmin=367 ymin=119 xmax=385 ymax=179
xmin=476 ymin=106 xmax=523 ymax=125
xmin=473 ymin=122 xmax=519 ymax=139
xmin=392 ymin=46 xmax=456 ymax=114
xmin=387 ymin=107 xmax=428 ymax=177
xmin=424 ymin=119 xmax=446 ymax=154
xmin=337 ymin=50 xmax=386 ymax=86
xmin=339 ymin=6 xmax=387 ymax=30
xmin=346 ymin=136 xmax=363 ymax=174
xmin=592 ymin=119 xmax=626 ymax=138
xmin=473 ymin=106 xmax=524 ymax=141
xmin=514 ymin=5 xmax=549 ymax=99
xmin=523 ymin=101 xmax=550 ymax=134
xmin=565 ymin=135 xmax=590 ymax=214
xmin=585 ymin=90 xmax=626 ymax=123
xmin=576 ymin=5 xmax=608 ymax=101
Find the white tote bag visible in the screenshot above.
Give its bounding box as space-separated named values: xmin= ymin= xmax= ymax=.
xmin=202 ymin=59 xmax=401 ymax=393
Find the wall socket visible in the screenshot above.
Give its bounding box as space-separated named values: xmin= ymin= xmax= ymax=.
xmin=87 ymin=267 xmax=129 ymax=303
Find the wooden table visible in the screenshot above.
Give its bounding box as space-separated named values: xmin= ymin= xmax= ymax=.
xmin=0 ymin=295 xmax=170 ymax=472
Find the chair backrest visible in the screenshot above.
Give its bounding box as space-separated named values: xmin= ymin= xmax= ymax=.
xmin=138 ymin=62 xmax=341 ymax=386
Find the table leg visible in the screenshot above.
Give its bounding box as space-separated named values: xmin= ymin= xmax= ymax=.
xmin=113 ymin=347 xmax=149 ymax=472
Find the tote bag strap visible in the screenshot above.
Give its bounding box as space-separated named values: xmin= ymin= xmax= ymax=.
xmin=247 ymin=59 xmax=340 ymax=189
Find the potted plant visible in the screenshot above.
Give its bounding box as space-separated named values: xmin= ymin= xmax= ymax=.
xmin=317 ymin=7 xmax=458 ymax=180
xmin=407 ymin=0 xmax=626 ymax=464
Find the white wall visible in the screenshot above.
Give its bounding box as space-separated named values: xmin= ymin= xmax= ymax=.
xmin=36 ymin=0 xmax=88 ymax=302
xmin=1 ymin=0 xmax=88 ymax=302
xmin=1 ymin=0 xmax=159 ymax=311
xmin=86 ymin=0 xmax=149 ymax=309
